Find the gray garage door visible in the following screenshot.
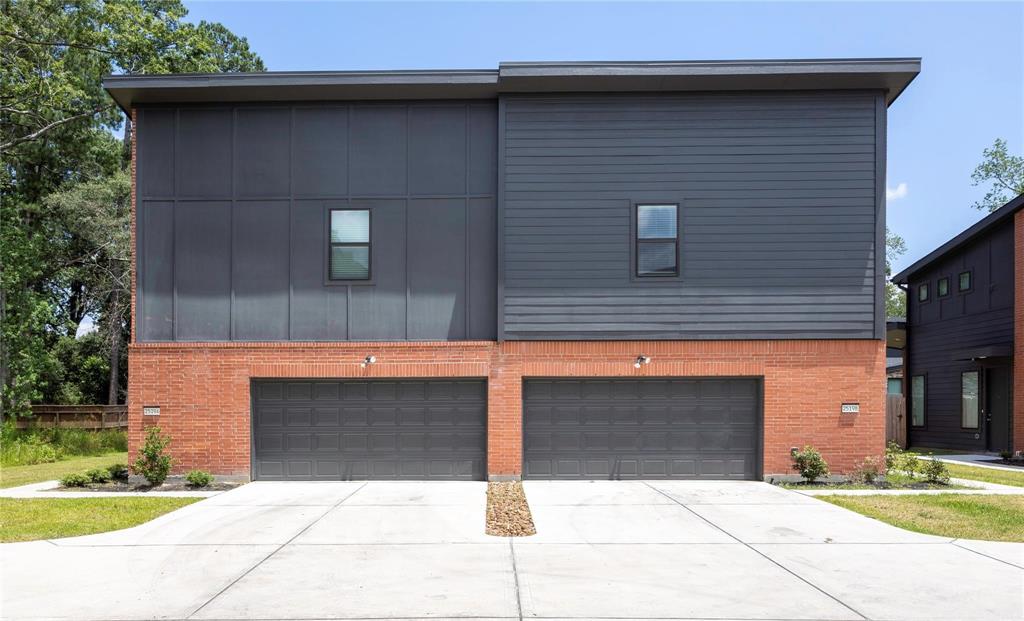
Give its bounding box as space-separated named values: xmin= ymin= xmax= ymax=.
xmin=523 ymin=378 xmax=760 ymax=480
xmin=252 ymin=379 xmax=486 ymax=480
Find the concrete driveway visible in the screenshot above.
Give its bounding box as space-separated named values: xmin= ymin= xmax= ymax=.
xmin=1 ymin=480 xmax=1021 ymax=621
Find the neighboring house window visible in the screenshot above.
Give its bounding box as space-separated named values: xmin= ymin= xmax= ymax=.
xmin=910 ymin=375 xmax=925 ymax=427
xmin=958 ymin=270 xmax=972 ymax=292
xmin=636 ymin=204 xmax=679 ymax=277
xmin=961 ymin=371 xmax=979 ymax=429
xmin=887 ymin=378 xmax=902 ymax=395
xmin=937 ymin=277 xmax=949 ymax=297
xmin=917 ymin=283 xmax=929 ymax=303
xmin=329 ymin=209 xmax=370 ymax=280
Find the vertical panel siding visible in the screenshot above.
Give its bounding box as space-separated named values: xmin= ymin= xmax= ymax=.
xmin=906 ymin=222 xmax=1014 ymax=450
xmin=501 ymin=92 xmax=883 ymax=340
xmin=136 ymin=102 xmax=497 ymax=342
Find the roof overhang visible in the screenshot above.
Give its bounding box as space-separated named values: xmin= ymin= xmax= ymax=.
xmin=893 ymin=193 xmax=1024 ymax=284
xmin=103 ymin=58 xmax=921 ymax=113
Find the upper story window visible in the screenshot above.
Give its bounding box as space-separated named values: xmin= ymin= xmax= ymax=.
xmin=329 ymin=209 xmax=370 ymax=280
xmin=910 ymin=375 xmax=925 ymax=427
xmin=636 ymin=204 xmax=679 ymax=277
xmin=961 ymin=371 xmax=979 ymax=429
xmin=958 ymin=270 xmax=972 ymax=292
xmin=937 ymin=277 xmax=949 ymax=297
xmin=917 ymin=283 xmax=929 ymax=303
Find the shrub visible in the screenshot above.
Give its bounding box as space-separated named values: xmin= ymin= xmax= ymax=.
xmin=850 ymin=455 xmax=882 ymax=485
xmin=107 ymin=463 xmax=130 ymax=481
xmin=999 ymin=450 xmax=1012 ymax=460
xmin=884 ymin=441 xmax=918 ymax=476
xmin=59 ymin=472 xmax=89 ymax=487
xmin=921 ymin=456 xmax=950 ymax=484
xmin=791 ymin=445 xmax=830 ymax=483
xmin=131 ymin=427 xmax=173 ymax=486
xmin=84 ymin=468 xmax=111 ymax=484
xmin=185 ymin=470 xmax=214 ymax=487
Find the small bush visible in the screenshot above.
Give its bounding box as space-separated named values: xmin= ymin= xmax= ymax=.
xmin=185 ymin=470 xmax=214 ymax=487
xmin=84 ymin=468 xmax=111 ymax=483
xmin=850 ymin=455 xmax=882 ymax=485
xmin=131 ymin=427 xmax=173 ymax=486
xmin=107 ymin=463 xmax=130 ymax=481
xmin=884 ymin=441 xmax=918 ymax=476
xmin=59 ymin=472 xmax=89 ymax=487
xmin=921 ymin=456 xmax=950 ymax=484
xmin=792 ymin=445 xmax=830 ymax=483
xmin=999 ymin=450 xmax=1012 ymax=460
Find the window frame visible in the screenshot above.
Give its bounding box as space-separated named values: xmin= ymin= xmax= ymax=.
xmin=958 ymin=270 xmax=973 ymax=293
xmin=325 ymin=207 xmax=373 ymax=284
xmin=917 ymin=282 xmax=930 ymax=303
xmin=960 ymin=370 xmax=980 ymax=430
xmin=910 ymin=374 xmax=926 ymax=428
xmin=630 ymin=201 xmax=682 ymax=281
xmin=936 ymin=277 xmax=950 ymax=298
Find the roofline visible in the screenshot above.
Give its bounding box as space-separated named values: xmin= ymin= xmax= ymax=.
xmin=103 ymin=57 xmax=921 ymax=112
xmin=892 ymin=193 xmax=1024 ymax=284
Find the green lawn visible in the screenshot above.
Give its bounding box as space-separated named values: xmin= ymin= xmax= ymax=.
xmin=943 ymin=462 xmax=1024 ymax=488
xmin=0 ymin=497 xmax=199 ymax=542
xmin=822 ymin=494 xmax=1024 ymax=542
xmin=0 ymin=452 xmax=128 ymax=489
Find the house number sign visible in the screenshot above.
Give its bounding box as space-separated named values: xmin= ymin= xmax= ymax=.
xmin=841 ymin=403 xmax=860 ymax=414
xmin=143 ymin=406 xmax=161 ymax=416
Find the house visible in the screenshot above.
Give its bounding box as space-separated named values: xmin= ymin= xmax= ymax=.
xmin=103 ymin=58 xmax=920 ymax=481
xmin=892 ymin=193 xmax=1023 ymax=454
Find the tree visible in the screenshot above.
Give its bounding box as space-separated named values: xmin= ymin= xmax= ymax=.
xmin=1 ymin=0 xmax=264 ymax=416
xmin=971 ymin=138 xmax=1024 ymax=212
xmin=885 ymin=229 xmax=907 ymax=318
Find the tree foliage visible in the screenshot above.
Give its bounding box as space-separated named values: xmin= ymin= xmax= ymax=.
xmin=1 ymin=0 xmax=263 ymax=416
xmin=971 ymin=138 xmax=1024 ymax=212
xmin=885 ymin=228 xmax=907 ymax=319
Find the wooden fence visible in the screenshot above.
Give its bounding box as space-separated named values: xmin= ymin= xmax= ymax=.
xmin=13 ymin=405 xmax=128 ymax=430
xmin=885 ymin=394 xmax=907 ymax=449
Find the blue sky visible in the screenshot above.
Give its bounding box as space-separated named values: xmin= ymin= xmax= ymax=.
xmin=182 ymin=0 xmax=1024 ymax=272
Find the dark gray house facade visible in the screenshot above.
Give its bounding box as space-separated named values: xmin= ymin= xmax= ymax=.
xmin=106 ymin=58 xmax=920 ymax=480
xmin=893 ymin=194 xmax=1023 ymax=454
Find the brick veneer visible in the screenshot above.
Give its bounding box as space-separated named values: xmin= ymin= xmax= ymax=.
xmin=1015 ymin=210 xmax=1023 ymax=454
xmin=127 ymin=339 xmax=885 ymax=478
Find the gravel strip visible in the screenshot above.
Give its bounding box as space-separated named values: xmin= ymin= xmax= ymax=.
xmin=485 ymin=481 xmax=536 ymax=537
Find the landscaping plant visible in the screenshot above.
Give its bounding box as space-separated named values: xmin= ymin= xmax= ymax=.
xmin=884 ymin=441 xmax=919 ymax=476
xmin=922 ymin=456 xmax=951 ymax=484
xmin=131 ymin=427 xmax=173 ymax=486
xmin=791 ymin=445 xmax=830 ymax=483
xmin=107 ymin=463 xmax=130 ymax=481
xmin=851 ymin=455 xmax=882 ymax=485
xmin=185 ymin=470 xmax=213 ymax=488
xmin=59 ymin=472 xmax=89 ymax=488
xmin=84 ymin=468 xmax=111 ymax=484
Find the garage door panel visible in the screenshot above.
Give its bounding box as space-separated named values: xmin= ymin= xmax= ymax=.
xmin=253 ymin=379 xmax=486 ymax=480
xmin=524 ymin=378 xmax=760 ymax=480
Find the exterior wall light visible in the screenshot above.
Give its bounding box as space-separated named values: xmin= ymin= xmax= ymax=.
xmin=634 ymin=355 xmax=651 ymax=369
xmin=360 ymin=355 xmax=377 ymax=368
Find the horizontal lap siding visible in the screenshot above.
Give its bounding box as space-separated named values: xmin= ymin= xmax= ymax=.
xmin=501 ymin=93 xmax=881 ymax=340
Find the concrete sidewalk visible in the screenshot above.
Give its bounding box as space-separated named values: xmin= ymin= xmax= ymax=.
xmin=1 ymin=479 xmax=1021 ymax=620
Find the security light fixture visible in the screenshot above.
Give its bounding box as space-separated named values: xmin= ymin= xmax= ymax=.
xmin=360 ymin=355 xmax=377 ymax=368
xmin=634 ymin=355 xmax=651 ymax=369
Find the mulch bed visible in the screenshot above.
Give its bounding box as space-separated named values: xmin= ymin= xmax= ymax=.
xmin=981 ymin=459 xmax=1024 ymax=469
xmin=485 ymin=481 xmax=536 ymax=537
xmin=778 ymin=480 xmax=960 ymax=490
xmin=53 ymin=480 xmax=240 ymax=492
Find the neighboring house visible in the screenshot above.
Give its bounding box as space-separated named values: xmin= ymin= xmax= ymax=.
xmin=103 ymin=58 xmax=919 ymax=481
xmin=892 ymin=193 xmax=1023 ymax=454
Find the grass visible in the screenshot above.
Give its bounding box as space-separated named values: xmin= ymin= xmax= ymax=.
xmin=906 ymin=446 xmax=968 ymax=456
xmin=1 ymin=426 xmax=127 ymax=467
xmin=942 ymin=462 xmax=1024 ymax=488
xmin=0 ymin=452 xmax=127 ymax=488
xmin=822 ymin=494 xmax=1024 ymax=542
xmin=0 ymin=497 xmax=199 ymax=542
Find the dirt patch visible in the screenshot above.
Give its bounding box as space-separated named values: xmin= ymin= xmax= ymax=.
xmin=53 ymin=481 xmax=241 ymax=492
xmin=485 ymin=481 xmax=536 ymax=537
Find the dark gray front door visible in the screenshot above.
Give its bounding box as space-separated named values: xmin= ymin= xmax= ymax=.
xmin=252 ymin=379 xmax=486 ymax=480
xmin=523 ymin=378 xmax=761 ymax=480
xmin=985 ymin=366 xmax=1011 ymax=453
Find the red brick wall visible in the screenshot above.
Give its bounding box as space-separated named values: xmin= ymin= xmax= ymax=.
xmin=1015 ymin=211 xmax=1023 ymax=454
xmin=127 ymin=339 xmax=885 ymax=477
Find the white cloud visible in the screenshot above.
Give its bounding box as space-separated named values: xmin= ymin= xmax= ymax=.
xmin=886 ymin=182 xmax=908 ymax=201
